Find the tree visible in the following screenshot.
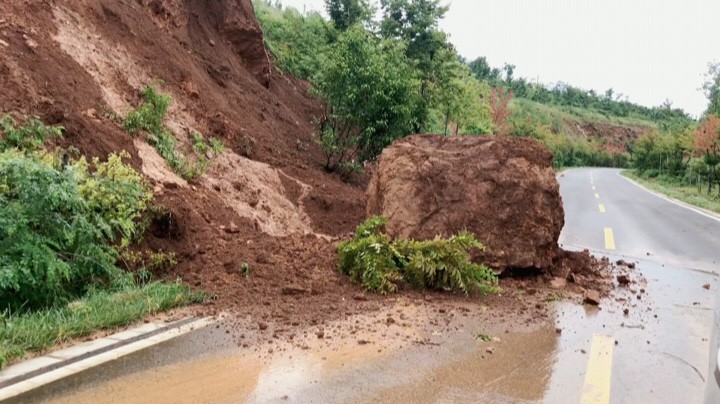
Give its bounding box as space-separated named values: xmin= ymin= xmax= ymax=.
xmin=379 ymin=0 xmax=451 ymax=132
xmin=325 ymin=0 xmax=371 ymax=31
xmin=314 ymin=27 xmax=420 ymax=171
xmin=468 ymin=56 xmax=501 ymax=84
xmin=703 ymin=62 xmax=720 ymax=117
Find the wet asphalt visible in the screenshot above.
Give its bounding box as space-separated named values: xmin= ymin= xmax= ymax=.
xmin=11 ymin=168 xmax=720 ymax=403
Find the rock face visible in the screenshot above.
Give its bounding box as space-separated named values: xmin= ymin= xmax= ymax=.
xmin=367 ymin=134 xmax=564 ymax=271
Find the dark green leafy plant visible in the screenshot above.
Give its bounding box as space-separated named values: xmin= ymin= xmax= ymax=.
xmin=0 ymin=151 xmax=120 ymax=310
xmin=338 ymin=216 xmax=498 ymax=294
xmin=0 ymin=115 xmax=62 ymax=152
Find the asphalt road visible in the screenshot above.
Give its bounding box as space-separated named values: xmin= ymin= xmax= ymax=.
xmin=11 ymin=168 xmax=720 ymax=404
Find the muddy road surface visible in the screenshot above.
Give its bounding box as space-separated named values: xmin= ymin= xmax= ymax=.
xmin=12 ymin=168 xmax=720 ymax=403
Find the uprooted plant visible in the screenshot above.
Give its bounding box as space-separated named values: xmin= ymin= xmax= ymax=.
xmin=338 ymin=216 xmax=499 ymax=294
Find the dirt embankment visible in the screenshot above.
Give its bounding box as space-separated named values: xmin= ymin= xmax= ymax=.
xmin=0 ymin=0 xmax=368 ymax=326
xmin=564 ymin=120 xmax=652 ymax=151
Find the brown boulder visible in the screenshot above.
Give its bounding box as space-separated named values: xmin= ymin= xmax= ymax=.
xmin=366 ymin=134 xmax=564 ymax=271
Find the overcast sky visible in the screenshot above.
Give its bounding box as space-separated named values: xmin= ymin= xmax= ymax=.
xmin=276 ymin=0 xmax=720 ymax=117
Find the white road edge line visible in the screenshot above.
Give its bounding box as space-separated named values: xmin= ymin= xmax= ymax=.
xmin=618 ymin=171 xmax=720 ymax=224
xmin=0 ymin=316 xmax=217 ymax=401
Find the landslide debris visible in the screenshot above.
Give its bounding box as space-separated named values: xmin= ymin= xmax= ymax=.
xmin=367 ymin=134 xmax=564 ymax=272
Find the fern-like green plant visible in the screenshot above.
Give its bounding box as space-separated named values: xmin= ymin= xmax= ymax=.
xmin=338 ymin=217 xmax=499 ymax=295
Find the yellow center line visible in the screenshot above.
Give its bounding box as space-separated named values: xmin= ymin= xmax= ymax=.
xmin=604 ymin=228 xmax=615 ymax=250
xmin=581 ymin=334 xmax=614 ymax=404
xmin=598 ymin=204 xmax=605 ymax=213
xmin=594 ymin=193 xmax=600 ymax=199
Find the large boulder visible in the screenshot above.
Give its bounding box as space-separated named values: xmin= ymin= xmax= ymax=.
xmin=366 ymin=134 xmax=564 ymax=271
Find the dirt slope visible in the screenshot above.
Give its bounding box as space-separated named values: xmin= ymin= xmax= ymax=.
xmin=0 ymin=0 xmax=367 ymax=325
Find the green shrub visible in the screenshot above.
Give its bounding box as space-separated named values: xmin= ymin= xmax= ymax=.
xmin=0 ymin=148 xmax=153 ymax=312
xmin=123 ymin=86 xmax=171 ymax=136
xmin=0 ymin=115 xmax=63 ymax=152
xmin=0 ymin=151 xmax=117 ymax=310
xmin=338 ymin=217 xmax=499 ymax=294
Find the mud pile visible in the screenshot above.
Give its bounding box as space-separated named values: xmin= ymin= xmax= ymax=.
xmin=367 ymin=134 xmax=564 ymax=271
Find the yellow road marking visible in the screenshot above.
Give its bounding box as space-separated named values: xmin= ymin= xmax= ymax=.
xmin=581 ymin=334 xmax=615 ymax=404
xmin=604 ymin=228 xmax=615 ymax=250
xmin=594 ymin=193 xmax=600 ymax=199
xmin=598 ymin=204 xmax=605 ymax=213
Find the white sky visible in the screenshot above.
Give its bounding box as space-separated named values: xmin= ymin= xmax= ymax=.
xmin=277 ymin=0 xmax=720 ymax=117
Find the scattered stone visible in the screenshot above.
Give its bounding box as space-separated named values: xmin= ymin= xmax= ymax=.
xmin=623 ymin=308 xmax=629 ymax=315
xmin=703 ymin=283 xmax=711 ymax=290
xmin=358 ymin=339 xmax=369 ymax=345
xmin=281 ymin=284 xmax=310 ymax=295
xmin=584 ymin=290 xmax=601 ymax=305
xmin=616 ymin=275 xmax=631 ymax=285
xmin=485 ymin=347 xmax=495 ymax=354
xmin=224 ymin=223 xmax=241 ymax=234
xmin=386 ymin=317 xmax=396 ymax=325
xmin=581 ymin=349 xmax=587 ymax=354
xmin=316 ymin=329 xmax=325 ymax=339
xmin=627 ymin=262 xmax=636 ymax=269
xmin=258 ymin=321 xmax=268 ymax=331
xmin=555 ymin=327 xmax=562 ymax=334
xmin=549 ymin=277 xmax=567 ymax=290
xmin=352 ymin=293 xmax=368 ymax=301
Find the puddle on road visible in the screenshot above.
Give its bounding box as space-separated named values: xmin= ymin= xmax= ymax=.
xmin=33 ymin=303 xmax=559 ymax=404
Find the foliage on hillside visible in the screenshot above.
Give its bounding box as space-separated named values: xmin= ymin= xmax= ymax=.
xmin=255 ymin=0 xmax=493 ymax=171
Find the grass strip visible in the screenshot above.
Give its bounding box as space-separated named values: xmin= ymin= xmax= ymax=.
xmin=622 ymin=170 xmax=720 ymax=214
xmin=0 ymin=282 xmax=203 ymax=369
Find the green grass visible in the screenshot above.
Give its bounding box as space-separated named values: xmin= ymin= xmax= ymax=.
xmin=0 ymin=282 xmax=203 ymax=369
xmin=511 ymin=98 xmax=658 ymax=129
xmin=622 ymin=170 xmax=720 ymax=214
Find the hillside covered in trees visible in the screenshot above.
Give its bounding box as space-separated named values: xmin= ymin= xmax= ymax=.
xmin=254 ymin=0 xmax=720 ymax=176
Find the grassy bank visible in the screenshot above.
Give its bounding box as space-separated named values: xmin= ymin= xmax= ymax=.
xmin=0 ymin=282 xmax=203 ymax=369
xmin=622 ymin=170 xmax=720 ymax=214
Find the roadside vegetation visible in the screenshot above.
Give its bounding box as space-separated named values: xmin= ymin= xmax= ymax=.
xmin=0 ymin=116 xmax=202 ymax=368
xmin=338 ymin=217 xmax=499 ymax=295
xmin=623 ymin=64 xmax=720 ymax=211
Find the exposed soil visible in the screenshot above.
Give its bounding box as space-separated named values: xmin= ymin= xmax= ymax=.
xmin=0 ymin=0 xmax=621 ymax=345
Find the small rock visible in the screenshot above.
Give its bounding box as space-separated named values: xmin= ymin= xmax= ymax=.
xmin=549 ymin=277 xmax=567 ymax=290
xmin=581 ymin=349 xmax=587 ymax=354
xmin=627 ymin=262 xmax=636 ymax=269
xmin=163 ymin=181 xmax=179 ymax=189
xmin=352 ymin=293 xmax=368 ymax=301
xmin=623 ymin=308 xmax=629 ymax=315
xmin=555 ymin=327 xmax=562 ymax=334
xmin=258 ymin=321 xmax=268 ymax=331
xmin=386 ymin=317 xmax=396 ymax=325
xmin=584 ymin=290 xmax=601 ymax=305
xmin=703 ymin=283 xmax=711 ymax=290
xmin=485 ymin=347 xmax=495 ymax=354
xmin=358 ymin=339 xmax=369 ymax=345
xmin=224 ymin=223 xmax=241 ymax=234
xmin=316 ymin=329 xmax=325 ymax=339
xmin=282 ymin=284 xmax=310 ymax=295
xmin=567 ymin=273 xmax=576 ymax=283
xmin=616 ymin=275 xmax=631 ymax=285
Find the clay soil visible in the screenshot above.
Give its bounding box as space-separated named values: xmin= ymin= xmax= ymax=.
xmin=0 ymin=0 xmax=620 ymax=343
